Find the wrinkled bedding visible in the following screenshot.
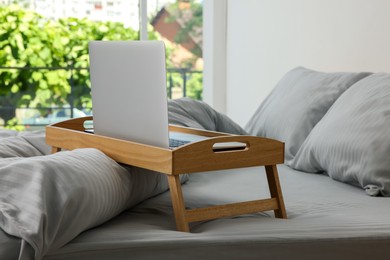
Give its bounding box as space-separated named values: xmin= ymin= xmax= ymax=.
xmin=2 ymin=94 xmax=390 ymax=260
xmin=0 ymin=147 xmax=173 ymax=259
xmin=0 ymin=98 xmax=246 ymax=260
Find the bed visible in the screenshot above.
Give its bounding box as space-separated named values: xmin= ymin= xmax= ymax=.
xmin=1 ymin=67 xmax=390 ymax=259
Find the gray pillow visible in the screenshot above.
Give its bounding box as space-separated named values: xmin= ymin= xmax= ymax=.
xmin=0 ymin=130 xmax=51 ymax=157
xmin=0 ymin=129 xmax=18 ymax=138
xmin=0 ymin=148 xmax=170 ymax=259
xmin=0 ymin=135 xmax=44 ymax=158
xmin=245 ymin=67 xmax=371 ymax=164
xmin=291 ymin=73 xmax=390 ymax=196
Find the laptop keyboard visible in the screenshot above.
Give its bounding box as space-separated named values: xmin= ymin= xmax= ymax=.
xmin=169 ymin=138 xmax=191 ymax=148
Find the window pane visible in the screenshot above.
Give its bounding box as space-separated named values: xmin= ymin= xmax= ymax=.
xmin=148 ymin=0 xmax=203 ymax=100
xmin=0 ymin=0 xmax=140 ymax=130
xmin=0 ymin=0 xmax=203 ymax=130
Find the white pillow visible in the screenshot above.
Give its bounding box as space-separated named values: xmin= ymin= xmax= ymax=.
xmin=245 ymin=67 xmax=371 ymax=164
xmin=291 ymin=73 xmax=390 ymax=196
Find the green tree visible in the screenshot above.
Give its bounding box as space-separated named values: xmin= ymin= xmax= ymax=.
xmin=0 ymin=5 xmax=142 ymax=127
xmin=186 ymin=72 xmax=202 ymax=100
xmin=0 ymin=5 xmax=63 ymax=124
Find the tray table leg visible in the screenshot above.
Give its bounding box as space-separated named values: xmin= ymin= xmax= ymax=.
xmin=265 ymin=165 xmax=287 ymax=218
xmin=167 ymin=175 xmax=190 ymax=232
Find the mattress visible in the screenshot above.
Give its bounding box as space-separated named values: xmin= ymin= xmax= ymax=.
xmin=35 ymin=165 xmax=390 ymax=259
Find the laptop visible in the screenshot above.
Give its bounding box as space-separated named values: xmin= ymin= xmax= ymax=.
xmin=88 ymin=40 xmax=206 ymax=149
xmin=89 ymin=40 xmax=245 ymax=150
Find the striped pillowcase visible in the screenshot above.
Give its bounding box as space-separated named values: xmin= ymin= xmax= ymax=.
xmin=0 ymin=148 xmax=169 ymax=259
xmin=0 ymin=135 xmax=44 ymax=157
xmin=291 ymin=73 xmax=390 ymax=196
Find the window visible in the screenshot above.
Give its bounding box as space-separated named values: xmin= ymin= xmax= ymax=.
xmin=143 ymin=0 xmax=203 ymax=100
xmin=0 ymin=0 xmax=203 ymax=130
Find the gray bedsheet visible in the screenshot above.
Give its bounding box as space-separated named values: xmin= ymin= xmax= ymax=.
xmin=1 ymin=98 xmax=390 ymax=259
xmin=42 ymin=165 xmax=390 ymax=260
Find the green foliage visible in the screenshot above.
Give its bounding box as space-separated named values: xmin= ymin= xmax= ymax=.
xmin=0 ymin=4 xmax=140 ymax=126
xmin=186 ymin=72 xmax=202 ymax=100
xmin=0 ymin=6 xmax=49 ymax=108
xmin=4 ymin=117 xmax=24 ymax=131
xmin=0 ymin=4 xmax=203 ymax=129
xmin=166 ymin=69 xmax=202 ymax=100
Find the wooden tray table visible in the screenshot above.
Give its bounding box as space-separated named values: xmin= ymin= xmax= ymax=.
xmin=46 ymin=116 xmax=287 ymax=232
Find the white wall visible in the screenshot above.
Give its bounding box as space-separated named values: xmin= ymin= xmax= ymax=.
xmin=203 ymin=0 xmax=228 ymax=113
xmin=225 ymin=0 xmax=390 ymax=126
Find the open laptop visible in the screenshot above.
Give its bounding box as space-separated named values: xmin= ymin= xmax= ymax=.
xmin=89 ymin=40 xmax=245 ymax=150
xmin=89 ymin=40 xmax=207 ymax=149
